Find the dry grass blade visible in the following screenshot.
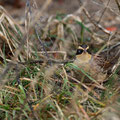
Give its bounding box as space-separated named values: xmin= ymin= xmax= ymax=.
xmin=25 ymin=0 xmax=31 ymax=59
xmin=79 ymin=104 xmax=90 ymax=120
xmin=0 ymin=6 xmax=26 ymax=62
xmin=115 ymin=0 xmax=120 ymax=11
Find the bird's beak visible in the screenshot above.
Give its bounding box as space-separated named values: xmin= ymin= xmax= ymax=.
xmin=84 ymin=49 xmax=87 ymax=53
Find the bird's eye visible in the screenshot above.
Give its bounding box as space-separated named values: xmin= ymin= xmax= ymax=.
xmin=76 ymin=49 xmax=84 ymax=55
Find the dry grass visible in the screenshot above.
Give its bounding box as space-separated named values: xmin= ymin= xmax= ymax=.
xmin=0 ymin=0 xmax=119 ymax=120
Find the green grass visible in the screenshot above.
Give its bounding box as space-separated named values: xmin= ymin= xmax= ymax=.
xmin=0 ymin=60 xmax=119 ymax=119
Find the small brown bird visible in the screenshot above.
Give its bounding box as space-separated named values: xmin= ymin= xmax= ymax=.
xmin=73 ymin=44 xmax=120 ymax=82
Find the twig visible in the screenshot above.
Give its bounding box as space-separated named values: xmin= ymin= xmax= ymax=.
xmin=83 ymin=8 xmax=111 ymax=35
xmin=97 ymin=0 xmax=111 ymax=24
xmin=100 ymin=42 xmax=120 ymax=53
xmin=37 ymin=51 xmax=67 ymax=60
xmin=18 ymin=59 xmax=74 ymax=65
xmin=35 ymin=27 xmax=49 ymax=58
xmin=96 ymin=31 xmax=117 ymax=56
xmin=115 ymin=0 xmax=120 ymax=12
xmin=25 ymin=0 xmax=32 ymax=59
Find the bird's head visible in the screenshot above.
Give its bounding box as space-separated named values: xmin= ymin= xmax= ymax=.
xmin=76 ymin=45 xmax=90 ymax=55
xmin=75 ymin=45 xmax=92 ymax=64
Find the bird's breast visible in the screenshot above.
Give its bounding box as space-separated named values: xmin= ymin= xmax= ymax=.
xmin=73 ymin=54 xmax=106 ymax=82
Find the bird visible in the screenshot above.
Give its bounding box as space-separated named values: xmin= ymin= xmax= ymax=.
xmin=73 ymin=44 xmax=120 ymax=83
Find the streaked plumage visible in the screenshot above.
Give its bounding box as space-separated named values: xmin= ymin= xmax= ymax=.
xmin=73 ymin=44 xmax=120 ymax=82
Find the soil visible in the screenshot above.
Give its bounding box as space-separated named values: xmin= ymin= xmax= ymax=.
xmin=1 ymin=0 xmax=120 ymax=31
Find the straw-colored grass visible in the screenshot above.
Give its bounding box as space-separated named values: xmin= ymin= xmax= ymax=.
xmin=0 ymin=0 xmax=119 ymax=120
